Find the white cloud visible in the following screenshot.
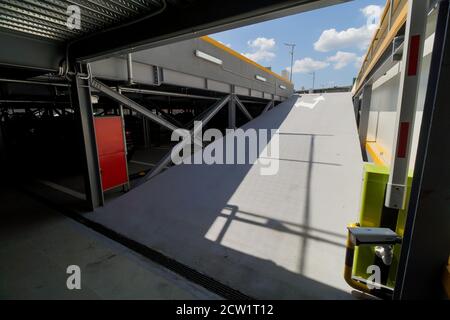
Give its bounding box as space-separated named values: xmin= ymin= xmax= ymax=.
xmin=362 ymin=5 xmax=383 ymax=27
xmin=314 ymin=5 xmax=382 ymax=52
xmin=287 ymin=57 xmax=329 ymax=74
xmin=327 ymin=51 xmax=361 ymax=69
xmin=243 ymin=51 xmax=275 ymax=62
xmin=243 ymin=37 xmax=276 ymax=63
xmin=248 ymin=37 xmax=275 ymax=50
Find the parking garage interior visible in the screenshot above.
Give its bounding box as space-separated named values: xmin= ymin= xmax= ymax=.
xmin=0 ymin=0 xmax=449 ymax=300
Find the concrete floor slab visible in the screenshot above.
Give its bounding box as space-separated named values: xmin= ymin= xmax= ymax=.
xmin=0 ymin=188 xmax=219 ymax=300
xmin=88 ymin=93 xmax=363 ymax=299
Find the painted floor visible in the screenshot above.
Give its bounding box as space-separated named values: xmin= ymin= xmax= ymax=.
xmin=88 ymin=93 xmax=364 ymax=299
xmin=0 ymin=187 xmax=219 ymax=300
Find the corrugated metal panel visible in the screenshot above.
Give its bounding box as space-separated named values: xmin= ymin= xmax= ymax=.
xmin=0 ymin=0 xmax=164 ymax=41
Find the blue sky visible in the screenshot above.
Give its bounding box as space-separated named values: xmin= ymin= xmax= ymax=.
xmin=210 ymin=0 xmax=386 ymax=90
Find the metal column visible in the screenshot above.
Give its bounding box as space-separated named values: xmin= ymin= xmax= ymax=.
xmin=358 ymin=85 xmax=372 ymax=161
xmin=385 ymin=0 xmax=428 ymax=209
xmin=72 ymin=73 xmax=104 ymax=209
xmin=117 ymin=87 xmax=131 ymax=192
xmin=0 ymin=118 xmax=6 ymax=167
xmin=228 ymin=94 xmax=236 ymax=129
xmin=394 ymin=0 xmax=450 ymax=300
xmin=127 ymin=54 xmax=134 ymax=85
xmin=143 ymin=118 xmax=151 ymax=149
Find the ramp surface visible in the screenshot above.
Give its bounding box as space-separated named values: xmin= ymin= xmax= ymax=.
xmin=88 ymin=93 xmax=363 ymax=299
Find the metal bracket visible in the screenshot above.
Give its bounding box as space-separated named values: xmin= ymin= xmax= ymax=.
xmin=348 ymin=227 xmax=402 ymax=246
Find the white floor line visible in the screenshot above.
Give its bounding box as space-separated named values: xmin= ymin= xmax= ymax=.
xmin=38 ymin=179 xmax=86 ymax=200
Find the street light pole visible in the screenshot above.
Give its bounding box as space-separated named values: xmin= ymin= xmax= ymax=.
xmin=284 ymin=43 xmax=296 ymax=83
xmin=312 ymin=71 xmax=316 ymax=90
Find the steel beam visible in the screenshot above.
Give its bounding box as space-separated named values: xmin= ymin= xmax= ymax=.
xmin=234 ymin=95 xmax=253 ymax=121
xmin=91 ymin=78 xmax=180 ymax=133
xmin=144 ymin=95 xmax=231 ymax=180
xmin=143 ymin=117 xmax=151 ymax=149
xmin=157 ymin=109 xmax=184 ymax=129
xmin=385 ymin=0 xmax=428 ymax=210
xmin=228 ymin=95 xmax=236 ymax=129
xmin=92 ymin=79 xmax=205 ymax=148
xmin=127 ymin=53 xmax=134 ymax=84
xmin=117 ymin=87 xmax=131 ymax=191
xmin=119 ymin=87 xmax=221 ymax=101
xmin=263 ymin=100 xmax=273 ymax=113
xmin=0 ymin=78 xmax=69 ymax=87
xmin=0 ymin=119 xmax=6 ymax=167
xmin=72 ymin=73 xmax=103 ymax=209
xmin=394 ymin=0 xmax=450 ymax=300
xmin=0 ymin=30 xmax=63 ymax=73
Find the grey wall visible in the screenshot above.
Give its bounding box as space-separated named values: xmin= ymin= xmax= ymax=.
xmin=91 ymin=37 xmax=293 ymax=100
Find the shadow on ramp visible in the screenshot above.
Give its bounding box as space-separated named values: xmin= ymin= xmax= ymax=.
xmin=87 ymin=93 xmax=361 ymax=299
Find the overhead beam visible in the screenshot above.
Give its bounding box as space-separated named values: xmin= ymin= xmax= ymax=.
xmin=91 ymin=78 xmax=180 ymax=133
xmin=0 ymin=30 xmax=63 ymax=73
xmin=70 ymin=0 xmax=350 ymax=62
xmin=119 ymin=87 xmax=221 ymax=101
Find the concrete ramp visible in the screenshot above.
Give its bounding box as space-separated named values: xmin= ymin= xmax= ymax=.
xmin=87 ymin=93 xmax=363 ymax=299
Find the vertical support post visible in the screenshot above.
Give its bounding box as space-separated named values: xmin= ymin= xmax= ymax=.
xmin=394 ymin=0 xmax=450 ymax=299
xmin=71 ymin=73 xmax=103 ymax=209
xmin=358 ymin=85 xmax=372 ymax=161
xmin=0 ymin=117 xmax=6 ymax=167
xmin=228 ymin=94 xmax=236 ymax=129
xmin=127 ymin=53 xmax=134 ymax=85
xmin=353 ymin=97 xmax=361 ymax=125
xmin=385 ymin=0 xmax=428 ymax=209
xmin=117 ymin=87 xmax=130 ymax=191
xmin=143 ymin=118 xmax=151 ymax=149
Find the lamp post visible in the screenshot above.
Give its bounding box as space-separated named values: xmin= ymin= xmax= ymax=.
xmin=284 ymin=43 xmax=296 ymax=83
xmin=309 ymin=71 xmax=316 ymax=90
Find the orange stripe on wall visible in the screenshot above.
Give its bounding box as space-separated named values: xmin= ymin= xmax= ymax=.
xmin=200 ymin=36 xmax=292 ymax=85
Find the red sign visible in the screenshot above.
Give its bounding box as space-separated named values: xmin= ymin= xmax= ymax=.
xmin=397 ymin=122 xmax=410 ymax=158
xmin=407 ymin=35 xmax=421 ymax=76
xmin=94 ymin=116 xmax=129 ymax=191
